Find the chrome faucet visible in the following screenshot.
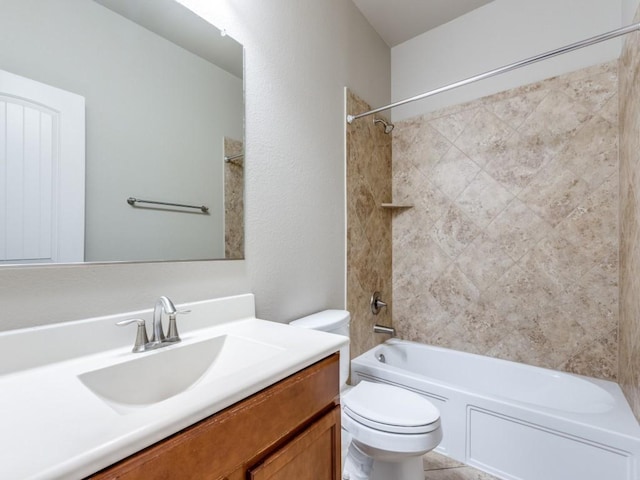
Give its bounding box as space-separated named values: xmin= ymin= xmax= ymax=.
xmin=117 ymin=296 xmax=189 ymax=353
xmin=150 ymin=295 xmax=177 ymax=344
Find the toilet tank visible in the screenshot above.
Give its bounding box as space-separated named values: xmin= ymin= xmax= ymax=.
xmin=290 ymin=310 xmax=350 ymax=389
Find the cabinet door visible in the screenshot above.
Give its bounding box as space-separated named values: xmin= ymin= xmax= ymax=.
xmin=248 ymin=406 xmax=341 ymax=480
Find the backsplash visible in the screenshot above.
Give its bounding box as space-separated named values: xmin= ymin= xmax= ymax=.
xmin=346 ymin=90 xmax=393 ymax=358
xmin=392 ymin=61 xmax=619 ymax=379
xmin=619 ymin=6 xmax=640 ymax=420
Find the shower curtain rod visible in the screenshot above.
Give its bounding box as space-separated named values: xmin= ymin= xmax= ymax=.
xmin=346 ymin=22 xmax=640 ymax=124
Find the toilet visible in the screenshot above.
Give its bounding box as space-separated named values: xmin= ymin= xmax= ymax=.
xmin=290 ymin=310 xmax=442 ymax=480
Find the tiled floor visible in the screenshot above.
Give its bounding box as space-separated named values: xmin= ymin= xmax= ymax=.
xmin=423 ymin=452 xmax=501 ymax=480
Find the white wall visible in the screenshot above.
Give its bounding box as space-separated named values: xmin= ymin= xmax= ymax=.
xmin=178 ymin=0 xmax=391 ymax=323
xmin=392 ymin=0 xmax=623 ymax=120
xmin=0 ymin=0 xmax=243 ymax=262
xmin=0 ymin=0 xmax=390 ymax=331
xmin=623 ymin=0 xmax=640 ymax=23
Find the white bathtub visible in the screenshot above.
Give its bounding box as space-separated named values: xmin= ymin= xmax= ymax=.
xmin=350 ymin=339 xmax=640 ymax=480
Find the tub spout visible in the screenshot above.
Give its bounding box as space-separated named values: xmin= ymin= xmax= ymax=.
xmin=373 ymin=324 xmax=395 ymax=336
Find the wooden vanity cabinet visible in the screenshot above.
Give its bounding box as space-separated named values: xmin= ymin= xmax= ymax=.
xmin=88 ymin=354 xmax=341 ymax=480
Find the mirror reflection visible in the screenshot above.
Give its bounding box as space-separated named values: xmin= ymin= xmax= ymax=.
xmin=0 ymin=0 xmax=244 ymax=264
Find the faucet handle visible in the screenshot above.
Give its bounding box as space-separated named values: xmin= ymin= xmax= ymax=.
xmin=165 ymin=309 xmax=189 ymax=343
xmin=370 ymin=291 xmax=388 ymax=315
xmin=116 ymin=318 xmax=149 ymax=352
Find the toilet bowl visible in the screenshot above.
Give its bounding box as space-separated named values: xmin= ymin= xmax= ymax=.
xmin=290 ymin=310 xmax=442 ymax=480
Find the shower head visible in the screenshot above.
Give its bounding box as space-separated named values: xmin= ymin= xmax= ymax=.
xmin=373 ymin=118 xmax=394 ymax=134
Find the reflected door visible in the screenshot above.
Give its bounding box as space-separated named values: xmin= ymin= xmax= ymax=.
xmin=0 ymin=69 xmax=85 ymax=263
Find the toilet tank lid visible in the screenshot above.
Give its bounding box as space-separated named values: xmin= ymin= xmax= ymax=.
xmin=290 ymin=309 xmax=350 ymax=331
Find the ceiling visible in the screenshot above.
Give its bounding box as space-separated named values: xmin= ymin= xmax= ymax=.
xmin=352 ymin=0 xmax=495 ymax=47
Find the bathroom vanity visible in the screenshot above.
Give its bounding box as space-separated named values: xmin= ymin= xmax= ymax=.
xmin=89 ymin=355 xmax=340 ymax=479
xmin=0 ymin=294 xmax=346 ymax=479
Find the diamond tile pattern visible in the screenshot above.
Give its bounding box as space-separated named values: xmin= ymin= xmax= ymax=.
xmin=392 ymin=61 xmax=619 ymax=379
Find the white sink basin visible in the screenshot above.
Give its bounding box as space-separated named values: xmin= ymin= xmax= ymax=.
xmin=78 ymin=334 xmax=282 ymax=410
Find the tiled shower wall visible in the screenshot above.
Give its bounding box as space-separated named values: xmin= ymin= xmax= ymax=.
xmin=224 ymin=137 xmax=244 ymax=260
xmin=346 ymin=90 xmax=393 ymax=359
xmin=392 ymin=62 xmax=619 ymax=380
xmin=619 ymin=7 xmax=640 ymax=420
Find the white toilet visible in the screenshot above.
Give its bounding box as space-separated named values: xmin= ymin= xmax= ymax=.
xmin=290 ymin=310 xmax=442 ymax=480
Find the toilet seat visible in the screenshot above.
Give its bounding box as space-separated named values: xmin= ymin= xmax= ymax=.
xmin=342 ymin=381 xmax=440 ymax=434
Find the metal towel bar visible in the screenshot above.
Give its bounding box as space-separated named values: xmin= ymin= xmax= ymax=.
xmin=224 ymin=153 xmax=244 ymax=163
xmin=126 ymin=197 xmax=209 ymax=213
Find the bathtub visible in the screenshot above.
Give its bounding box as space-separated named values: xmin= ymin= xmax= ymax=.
xmin=350 ymin=339 xmax=640 ymax=480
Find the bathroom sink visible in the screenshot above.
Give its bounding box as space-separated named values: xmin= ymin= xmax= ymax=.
xmin=0 ymin=294 xmax=350 ymax=479
xmin=78 ymin=334 xmax=282 ymax=409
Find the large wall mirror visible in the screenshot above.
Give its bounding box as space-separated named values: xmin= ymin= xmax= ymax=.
xmin=0 ymin=0 xmax=244 ymax=265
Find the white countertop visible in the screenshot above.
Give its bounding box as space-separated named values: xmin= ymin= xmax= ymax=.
xmin=0 ymin=294 xmax=347 ymax=480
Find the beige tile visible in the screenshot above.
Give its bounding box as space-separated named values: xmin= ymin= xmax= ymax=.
xmin=455 ymin=233 xmax=514 ymax=291
xmin=393 ymin=121 xmax=452 ymax=177
xmin=429 ymin=108 xmax=479 ymax=143
xmin=392 ymin=209 xmax=425 ymax=251
xmin=384 ymin=60 xmax=621 ymax=385
xmin=524 ymin=231 xmax=596 ymax=285
xmin=424 ymin=466 xmax=500 ymax=480
xmin=454 ymin=108 xmax=515 ymax=167
xmin=428 ymin=264 xmax=479 ymax=318
xmin=549 ymin=60 xmax=617 ymax=87
xmin=480 ymin=78 xmax=546 ymax=107
xmin=455 ymin=172 xmax=514 ymax=228
xmin=223 ymin=137 xmax=244 ymax=260
xmin=599 ymin=92 xmax=619 ymax=125
xmin=562 ymin=329 xmax=619 ymax=380
xmin=518 ymin=159 xmax=591 ymax=227
xmin=432 ymin=204 xmax=482 ymax=259
xmin=347 ymin=90 xmax=392 ymax=359
xmin=430 ymin=147 xmax=481 ymax=201
xmin=560 ymin=67 xmax=618 ymax=114
xmin=445 ymin=301 xmax=504 ymax=354
xmin=563 ymin=265 xmax=618 ymax=343
xmin=488 ymin=264 xmax=561 ymax=322
xmin=423 ymin=452 xmax=465 ymax=471
xmin=487 ymin=320 xmax=556 ymax=368
xmin=618 ymin=21 xmax=640 ymax=418
xmin=393 ymin=165 xmax=450 ymax=225
xmin=399 ymin=284 xmax=450 ymax=324
xmin=519 ymin=90 xmax=592 ymax=137
xmin=535 ymin=305 xmax=587 ymax=367
xmin=351 ymin=182 xmax=377 ymax=228
xmin=485 ymin=198 xmax=552 ymax=262
xmin=483 ymin=127 xmax=558 ymax=195
xmin=350 ymin=238 xmax=378 ymax=292
xmin=394 ymin=292 xmax=450 ymax=345
xmin=555 ymin=173 xmax=618 ymax=261
xmin=556 ymin=115 xmax=618 ymax=189
xmin=484 ymin=89 xmax=549 ymax=129
xmin=393 ymin=231 xmax=451 ymax=291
